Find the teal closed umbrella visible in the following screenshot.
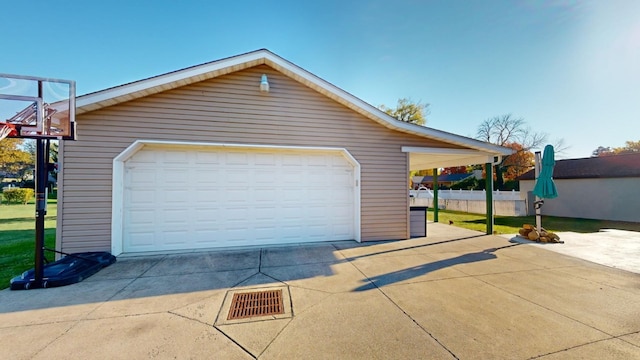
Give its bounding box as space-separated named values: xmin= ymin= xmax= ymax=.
xmin=533 ymin=145 xmax=558 ymax=235
xmin=533 ymin=145 xmax=558 ymax=199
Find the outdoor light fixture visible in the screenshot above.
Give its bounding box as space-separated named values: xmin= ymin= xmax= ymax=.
xmin=260 ymin=74 xmax=269 ymax=92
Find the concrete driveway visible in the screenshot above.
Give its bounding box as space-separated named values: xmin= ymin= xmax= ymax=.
xmin=1 ymin=223 xmax=639 ymax=359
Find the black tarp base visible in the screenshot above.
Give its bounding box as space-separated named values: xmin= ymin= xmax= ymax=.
xmin=10 ymin=252 xmax=116 ymax=290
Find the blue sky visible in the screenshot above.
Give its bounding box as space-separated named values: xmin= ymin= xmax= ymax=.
xmin=1 ymin=0 xmax=638 ymax=159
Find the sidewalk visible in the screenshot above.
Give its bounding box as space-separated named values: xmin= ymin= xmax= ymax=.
xmin=1 ymin=223 xmax=639 ymax=359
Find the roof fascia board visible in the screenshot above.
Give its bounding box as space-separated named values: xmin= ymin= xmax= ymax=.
xmin=402 ymin=146 xmax=496 ymax=156
xmin=263 ymin=53 xmax=513 ymax=155
xmin=77 ymin=50 xmax=270 ymax=111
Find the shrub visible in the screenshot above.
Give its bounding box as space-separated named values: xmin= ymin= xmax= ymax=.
xmin=502 ymin=180 xmax=520 ymax=191
xmin=2 ymin=188 xmax=35 ymax=204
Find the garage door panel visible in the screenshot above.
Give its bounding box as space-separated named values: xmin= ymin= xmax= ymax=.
xmin=127 ymin=208 xmax=155 ymax=224
xmin=196 ymin=189 xmax=221 ymax=202
xmin=163 ymin=150 xmax=189 ymax=163
xmin=128 ymin=232 xmax=156 ymax=248
xmin=282 ymin=154 xmax=303 ymax=166
xmin=195 ymin=151 xmax=220 ymax=164
xmin=255 ymin=152 xmax=277 ymax=165
xmin=129 ymin=190 xmax=155 ymax=205
xmin=226 ymin=151 xmax=249 ymax=164
xmin=123 ymin=146 xmax=356 ymax=253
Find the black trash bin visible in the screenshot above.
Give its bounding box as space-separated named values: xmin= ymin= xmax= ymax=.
xmin=409 ymin=206 xmax=428 ymax=237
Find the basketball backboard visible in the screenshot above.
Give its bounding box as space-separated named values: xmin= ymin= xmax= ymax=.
xmin=0 ymin=73 xmax=76 ymax=140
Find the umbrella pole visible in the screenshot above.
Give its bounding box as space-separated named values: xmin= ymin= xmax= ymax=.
xmin=534 ymin=151 xmax=542 ymax=234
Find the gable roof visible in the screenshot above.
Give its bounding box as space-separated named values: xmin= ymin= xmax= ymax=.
xmin=76 ymin=49 xmax=511 ymax=161
xmin=519 ymin=153 xmax=640 ymax=180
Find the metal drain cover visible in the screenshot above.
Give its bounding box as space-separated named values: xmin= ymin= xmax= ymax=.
xmin=228 ymin=289 xmax=284 ymax=320
xmin=216 ymin=286 xmax=292 ymax=326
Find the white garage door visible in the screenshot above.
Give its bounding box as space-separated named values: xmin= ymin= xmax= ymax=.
xmin=122 ymin=146 xmax=356 ymax=253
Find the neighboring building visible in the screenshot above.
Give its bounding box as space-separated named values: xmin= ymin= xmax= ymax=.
xmin=412 ymin=173 xmax=475 ymax=189
xmin=58 ymin=49 xmax=511 ymax=256
xmin=519 ymin=153 xmax=640 ymax=222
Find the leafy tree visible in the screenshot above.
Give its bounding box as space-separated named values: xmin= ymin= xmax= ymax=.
xmin=501 ymin=142 xmax=534 ymax=181
xmin=22 ymin=139 xmax=58 ymax=162
xmin=592 ymin=146 xmax=612 ymax=157
xmin=592 ymin=140 xmax=639 ymax=156
xmin=441 ymin=166 xmax=469 ymax=175
xmin=379 ymin=98 xmax=429 ymax=126
xmin=22 ymin=139 xmax=59 ymax=176
xmin=0 ymin=138 xmax=31 ymax=178
xmin=476 ymin=114 xmax=547 ymax=189
xmin=621 ymin=140 xmax=640 ymax=153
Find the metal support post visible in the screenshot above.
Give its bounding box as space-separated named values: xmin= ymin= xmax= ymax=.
xmin=432 ymin=169 xmax=439 ymax=223
xmin=485 ymin=163 xmax=493 ymax=234
xmin=33 ymin=138 xmax=48 ymax=288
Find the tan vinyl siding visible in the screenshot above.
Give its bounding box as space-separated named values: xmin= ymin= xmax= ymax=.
xmin=60 ymin=64 xmax=462 ymax=252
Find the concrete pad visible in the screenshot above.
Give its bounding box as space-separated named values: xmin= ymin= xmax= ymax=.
xmin=333 ymin=239 xmax=425 ymax=259
xmin=554 ymin=264 xmax=640 ymax=292
xmin=261 ymin=243 xmax=345 ymax=267
xmin=498 ymin=242 xmax=597 ymax=269
xmin=88 ymin=269 xmax=256 ymax=318
xmin=217 ymin=318 xmax=292 ymax=357
xmin=0 ymin=321 xmax=74 ymax=360
xmin=503 ymin=229 xmax=640 ymax=274
xmin=32 ymin=313 xmax=253 ymax=360
xmin=537 ymin=338 xmax=640 ymax=359
xmin=170 ymin=289 xmax=228 ymax=325
xmin=421 ymin=247 xmax=543 ymax=276
xmin=86 ymin=255 xmax=164 ymax=281
xmin=171 ymin=273 xmax=288 ymax=325
xmin=479 ymin=269 xmax=640 ymax=335
xmin=552 ymin=230 xmax=640 ymax=274
xmin=620 ymin=332 xmax=640 ymax=347
xmin=0 ymin=279 xmax=133 ymax=327
xmin=349 ymin=253 xmax=468 ymax=290
xmin=143 ymin=250 xmax=260 ymax=276
xmin=262 ymin=260 xmax=365 ymax=293
xmin=413 ymin=232 xmax=507 ymax=255
xmin=260 ymin=290 xmax=455 ymax=360
xmin=382 ymin=277 xmax=609 ymax=359
xmin=2 ymin=229 xmax=639 ymax=359
xmin=234 ymin=272 xmax=286 ymax=288
xmin=288 ymin=286 xmax=333 ymax=316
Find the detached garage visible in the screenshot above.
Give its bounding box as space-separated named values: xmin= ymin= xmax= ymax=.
xmin=57 ymin=49 xmax=510 ymax=256
xmin=116 ymin=142 xmax=358 ymax=254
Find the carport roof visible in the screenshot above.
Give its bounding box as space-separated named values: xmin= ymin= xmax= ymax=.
xmin=76 ymin=49 xmax=512 ymax=168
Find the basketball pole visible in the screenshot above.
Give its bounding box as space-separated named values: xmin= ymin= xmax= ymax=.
xmin=33 ymin=80 xmax=48 ymax=288
xmin=33 ymin=138 xmax=48 ymax=287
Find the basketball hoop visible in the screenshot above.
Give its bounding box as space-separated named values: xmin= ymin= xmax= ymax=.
xmin=0 ymin=122 xmax=17 ymax=140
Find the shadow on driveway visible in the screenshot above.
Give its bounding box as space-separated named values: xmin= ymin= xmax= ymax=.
xmin=352 ymin=243 xmax=521 ymax=291
xmin=0 ymin=235 xmax=516 ymax=314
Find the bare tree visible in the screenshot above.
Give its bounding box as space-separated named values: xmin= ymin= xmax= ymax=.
xmin=476 ymin=114 xmax=550 ymax=189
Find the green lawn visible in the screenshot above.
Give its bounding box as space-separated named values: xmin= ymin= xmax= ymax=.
xmin=0 ymin=200 xmax=56 ymax=290
xmin=428 ymin=209 xmax=640 ymax=234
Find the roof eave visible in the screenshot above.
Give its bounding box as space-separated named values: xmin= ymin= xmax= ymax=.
xmin=76 ymin=49 xmax=513 ymax=156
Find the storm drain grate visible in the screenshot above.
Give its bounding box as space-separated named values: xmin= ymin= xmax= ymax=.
xmin=227 ymin=289 xmax=284 ymax=320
